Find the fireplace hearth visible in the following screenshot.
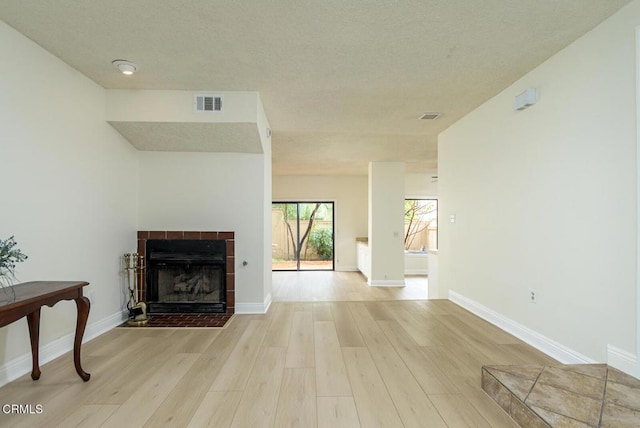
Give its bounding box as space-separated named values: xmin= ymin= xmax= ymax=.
xmin=137 ymin=231 xmax=235 ymax=316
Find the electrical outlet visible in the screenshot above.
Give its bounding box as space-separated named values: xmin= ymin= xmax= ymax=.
xmin=529 ymin=290 xmax=537 ymax=304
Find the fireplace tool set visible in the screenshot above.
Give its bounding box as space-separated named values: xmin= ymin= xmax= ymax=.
xmin=124 ymin=253 xmax=148 ymax=326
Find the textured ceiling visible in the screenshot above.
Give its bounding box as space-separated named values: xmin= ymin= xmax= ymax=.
xmin=273 ymin=132 xmax=437 ymax=175
xmin=0 ymin=0 xmax=631 ymax=175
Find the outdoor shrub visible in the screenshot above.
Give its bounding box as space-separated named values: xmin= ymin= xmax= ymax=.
xmin=308 ymin=227 xmax=333 ymax=260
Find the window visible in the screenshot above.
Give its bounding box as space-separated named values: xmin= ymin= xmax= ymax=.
xmin=404 ymin=199 xmax=438 ymax=251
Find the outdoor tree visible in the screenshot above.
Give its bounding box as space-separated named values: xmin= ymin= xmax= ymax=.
xmin=281 ymin=203 xmax=297 ymax=260
xmin=278 ymin=203 xmax=323 ymax=261
xmin=298 ymin=203 xmax=321 ymax=260
xmin=404 ymin=200 xmax=437 ymax=250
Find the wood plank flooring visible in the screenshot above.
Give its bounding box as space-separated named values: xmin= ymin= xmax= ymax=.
xmin=272 ymin=271 xmax=429 ymax=301
xmin=0 ymin=273 xmax=557 ymax=427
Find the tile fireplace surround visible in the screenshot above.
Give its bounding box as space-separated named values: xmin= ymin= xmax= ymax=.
xmin=136 ymin=230 xmax=235 ymax=316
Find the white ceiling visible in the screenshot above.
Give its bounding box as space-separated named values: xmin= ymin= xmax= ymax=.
xmin=0 ymin=0 xmax=631 ymax=175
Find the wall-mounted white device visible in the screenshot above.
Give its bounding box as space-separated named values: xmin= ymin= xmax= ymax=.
xmin=514 ymin=88 xmax=537 ymax=111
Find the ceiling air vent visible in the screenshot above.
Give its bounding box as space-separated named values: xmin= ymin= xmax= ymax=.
xmin=194 ymin=94 xmax=223 ymax=112
xmin=419 ymin=112 xmax=441 ymax=120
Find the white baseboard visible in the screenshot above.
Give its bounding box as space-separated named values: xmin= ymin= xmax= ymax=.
xmin=263 ymin=293 xmax=272 ymax=313
xmin=449 ymin=290 xmax=595 ymax=364
xmin=336 ymin=266 xmax=358 ymax=272
xmin=235 ymin=293 xmax=272 ymax=314
xmin=0 ymin=309 xmax=128 ymax=388
xmin=607 ymin=345 xmax=637 ymax=376
xmin=405 ymin=269 xmax=428 ymax=275
xmin=368 ymin=279 xmax=406 ymax=287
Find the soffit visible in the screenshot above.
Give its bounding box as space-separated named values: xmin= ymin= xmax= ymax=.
xmin=108 ymin=122 xmax=263 ymax=153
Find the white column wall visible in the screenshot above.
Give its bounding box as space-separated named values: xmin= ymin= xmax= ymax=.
xmin=258 ymin=96 xmax=273 ymax=306
xmin=368 ymin=162 xmax=406 ymax=285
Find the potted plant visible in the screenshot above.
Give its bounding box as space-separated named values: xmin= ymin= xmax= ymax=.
xmin=0 ymin=236 xmax=28 ymax=303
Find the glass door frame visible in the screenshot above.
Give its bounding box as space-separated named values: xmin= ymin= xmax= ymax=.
xmin=272 ymin=201 xmax=335 ymax=272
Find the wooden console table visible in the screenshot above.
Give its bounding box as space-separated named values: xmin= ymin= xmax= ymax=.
xmin=0 ymin=281 xmax=91 ymax=381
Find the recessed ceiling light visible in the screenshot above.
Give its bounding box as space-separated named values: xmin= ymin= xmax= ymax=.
xmin=112 ymin=59 xmax=138 ymax=75
xmin=419 ymin=112 xmax=441 ymax=120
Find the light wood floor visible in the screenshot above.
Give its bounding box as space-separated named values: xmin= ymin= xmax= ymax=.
xmin=272 ymin=271 xmax=430 ymax=301
xmin=0 ymin=295 xmax=557 ymax=427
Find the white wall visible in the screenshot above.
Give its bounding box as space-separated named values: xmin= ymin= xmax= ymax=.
xmin=405 ymin=173 xmax=438 ymax=198
xmin=272 ymin=175 xmax=368 ymax=271
xmin=368 ymin=162 xmax=406 ymax=284
xmin=137 ymin=152 xmax=269 ymax=308
xmin=439 ymin=1 xmax=639 ymax=364
xmin=0 ymin=21 xmax=138 ymax=378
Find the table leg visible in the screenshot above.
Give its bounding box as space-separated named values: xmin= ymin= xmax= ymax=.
xmin=26 ymin=309 xmax=41 ymax=380
xmin=74 ymin=296 xmax=91 ymax=381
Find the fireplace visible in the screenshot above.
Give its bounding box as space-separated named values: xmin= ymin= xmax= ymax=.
xmin=146 ymin=239 xmax=226 ymax=313
xmin=137 ymin=231 xmax=235 ymax=315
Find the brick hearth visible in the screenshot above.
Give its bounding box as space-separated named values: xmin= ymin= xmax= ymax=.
xmin=143 ymin=313 xmax=232 ymax=328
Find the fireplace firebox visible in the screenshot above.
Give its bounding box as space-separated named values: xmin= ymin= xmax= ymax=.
xmin=146 ymin=239 xmax=226 ymax=313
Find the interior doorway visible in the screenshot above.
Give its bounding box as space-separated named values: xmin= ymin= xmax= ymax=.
xmin=272 ymin=201 xmax=334 ymax=271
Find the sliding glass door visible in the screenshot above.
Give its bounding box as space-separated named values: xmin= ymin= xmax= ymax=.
xmin=272 ymin=202 xmax=334 ymax=271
